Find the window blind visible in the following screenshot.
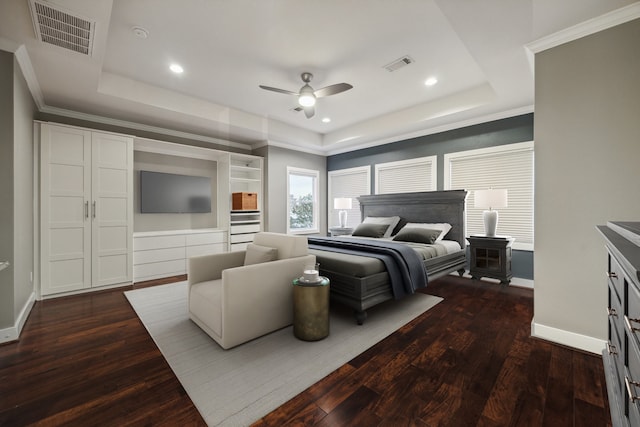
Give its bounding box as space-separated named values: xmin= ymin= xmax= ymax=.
xmin=328 ymin=166 xmax=371 ymax=228
xmin=446 ymin=143 xmax=534 ymax=246
xmin=375 ymin=156 xmax=436 ymax=194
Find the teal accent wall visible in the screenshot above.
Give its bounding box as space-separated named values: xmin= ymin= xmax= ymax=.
xmin=327 ymin=113 xmax=534 ymax=280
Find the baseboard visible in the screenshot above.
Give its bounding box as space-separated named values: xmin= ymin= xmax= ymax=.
xmin=531 ymin=319 xmax=606 ymax=354
xmin=0 ymin=291 xmax=36 ymax=344
xmin=455 ymin=271 xmax=534 ymax=289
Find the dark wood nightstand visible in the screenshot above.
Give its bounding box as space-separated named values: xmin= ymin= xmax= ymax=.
xmin=467 ymin=235 xmax=515 ymax=284
xmin=329 ymin=227 xmax=353 ymax=237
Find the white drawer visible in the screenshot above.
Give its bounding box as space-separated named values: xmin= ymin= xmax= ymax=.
xmin=230 ymin=233 xmax=255 ymax=244
xmin=186 ymin=232 xmax=226 ymax=246
xmin=230 ymin=242 xmax=250 ymax=251
xmin=186 ymin=243 xmax=226 ymax=258
xmin=134 ymin=259 xmax=185 ymax=281
xmin=230 ymin=224 xmax=260 ymax=234
xmin=134 ymin=246 xmax=186 ymax=265
xmin=134 ymin=234 xmax=185 ymax=251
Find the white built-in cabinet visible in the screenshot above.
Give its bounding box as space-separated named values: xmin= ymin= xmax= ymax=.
xmin=134 ymin=139 xmax=264 ymax=253
xmin=133 ymin=229 xmax=227 ymax=282
xmin=229 ymin=154 xmax=263 ymax=250
xmin=39 ymin=123 xmax=134 ymax=296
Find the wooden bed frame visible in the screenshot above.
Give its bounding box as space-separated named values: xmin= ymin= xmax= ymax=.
xmin=317 ymin=190 xmax=468 ymax=324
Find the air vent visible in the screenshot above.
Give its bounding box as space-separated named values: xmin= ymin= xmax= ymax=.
xmin=383 ymin=55 xmax=414 ymax=72
xmin=29 ymin=0 xmax=95 ymax=56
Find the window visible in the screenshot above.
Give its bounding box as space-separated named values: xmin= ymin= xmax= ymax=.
xmin=327 ymin=166 xmax=371 ymax=228
xmin=444 ymin=141 xmax=534 ymax=250
xmin=375 ymin=156 xmax=437 ymax=194
xmin=287 ymin=167 xmax=319 ymax=234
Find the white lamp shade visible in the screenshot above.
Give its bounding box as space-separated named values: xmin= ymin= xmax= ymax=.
xmin=474 ymin=189 xmax=508 ymax=210
xmin=333 ymin=198 xmax=352 ymax=210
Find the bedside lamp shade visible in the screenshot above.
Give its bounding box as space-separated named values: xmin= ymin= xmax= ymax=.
xmin=474 ymin=189 xmax=508 ymax=237
xmin=334 ymin=198 xmax=352 ymax=228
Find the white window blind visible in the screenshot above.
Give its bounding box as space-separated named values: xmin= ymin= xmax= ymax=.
xmin=375 ymin=156 xmax=437 ymax=194
xmin=328 ymin=166 xmax=371 ymax=228
xmin=445 ymin=142 xmax=534 ymax=249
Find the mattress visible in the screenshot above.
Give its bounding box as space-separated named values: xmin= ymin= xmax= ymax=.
xmin=309 ymin=237 xmax=462 ymax=278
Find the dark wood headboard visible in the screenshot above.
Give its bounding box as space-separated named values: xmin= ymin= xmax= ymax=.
xmin=357 ymin=190 xmax=468 ymax=247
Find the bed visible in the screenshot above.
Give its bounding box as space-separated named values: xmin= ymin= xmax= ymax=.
xmin=309 ymin=190 xmax=467 ymax=324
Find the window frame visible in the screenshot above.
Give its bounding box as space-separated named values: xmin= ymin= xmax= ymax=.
xmin=286 ymin=166 xmax=320 ymax=235
xmin=327 ymin=166 xmax=371 ymax=228
xmin=444 ymin=141 xmax=534 ymax=251
xmin=374 ymin=155 xmax=437 ymax=194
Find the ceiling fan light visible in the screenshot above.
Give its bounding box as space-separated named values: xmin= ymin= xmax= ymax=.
xmin=298 ymin=93 xmax=316 ymax=107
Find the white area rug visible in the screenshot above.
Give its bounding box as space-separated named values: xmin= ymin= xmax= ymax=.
xmin=125 ymin=282 xmax=442 ymax=426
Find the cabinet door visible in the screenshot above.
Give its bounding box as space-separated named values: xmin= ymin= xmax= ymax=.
xmin=91 ymin=132 xmax=133 ymax=286
xmin=41 ymin=125 xmax=92 ymax=294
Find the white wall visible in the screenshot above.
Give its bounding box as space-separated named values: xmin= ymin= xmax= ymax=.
xmin=13 ymin=55 xmax=35 ymax=319
xmin=256 ymin=145 xmax=327 ymax=234
xmin=133 ymin=151 xmax=219 ymax=232
xmin=533 ymin=18 xmax=640 ymax=352
xmin=0 ymin=50 xmax=36 ymax=341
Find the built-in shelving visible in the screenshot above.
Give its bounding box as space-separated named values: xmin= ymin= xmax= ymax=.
xmin=229 ymin=154 xmax=263 ymax=250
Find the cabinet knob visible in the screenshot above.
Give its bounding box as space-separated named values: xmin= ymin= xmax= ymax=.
xmin=607 ymin=307 xmax=618 ymax=317
xmin=607 ymin=272 xmax=618 ymax=279
xmin=606 ymin=342 xmax=618 ymax=355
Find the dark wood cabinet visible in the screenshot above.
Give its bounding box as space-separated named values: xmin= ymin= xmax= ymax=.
xmin=598 ymin=221 xmax=640 ymax=427
xmin=467 ymin=235 xmax=514 ymax=284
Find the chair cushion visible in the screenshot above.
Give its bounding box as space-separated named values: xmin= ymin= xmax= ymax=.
xmin=190 ymin=279 xmax=223 ymax=336
xmin=244 ymin=243 xmax=278 ymax=265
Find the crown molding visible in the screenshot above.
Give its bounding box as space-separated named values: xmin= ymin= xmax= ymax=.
xmin=258 ymin=139 xmax=327 ymax=156
xmin=6 ymin=43 xmax=46 ymax=110
xmin=527 ymin=2 xmax=640 ymax=54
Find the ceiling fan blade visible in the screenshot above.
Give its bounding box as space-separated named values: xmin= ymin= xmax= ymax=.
xmin=259 ymin=85 xmax=299 ymax=96
xmin=303 ymin=105 xmax=315 ymax=118
xmin=314 ymin=83 xmax=353 ymax=98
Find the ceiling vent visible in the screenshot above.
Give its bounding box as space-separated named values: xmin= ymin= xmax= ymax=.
xmin=383 ymin=55 xmax=414 ymax=72
xmin=29 ymin=0 xmax=95 ymax=56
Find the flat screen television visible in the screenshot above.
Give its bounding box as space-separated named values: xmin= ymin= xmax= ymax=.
xmin=140 ymin=170 xmax=212 ymax=213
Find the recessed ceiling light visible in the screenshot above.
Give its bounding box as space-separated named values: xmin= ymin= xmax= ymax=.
xmin=425 ymin=77 xmax=438 ymax=86
xmin=322 ymin=117 xmax=331 ymax=123
xmin=169 ymin=63 xmax=184 ymax=74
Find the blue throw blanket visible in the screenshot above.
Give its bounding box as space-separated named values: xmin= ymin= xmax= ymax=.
xmin=307 ymin=236 xmax=428 ymax=299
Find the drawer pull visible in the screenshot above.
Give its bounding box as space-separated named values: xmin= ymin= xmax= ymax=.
xmin=607 ymin=307 xmax=618 ymax=317
xmin=608 ymin=272 xmax=618 ymax=279
xmin=607 ymin=342 xmax=618 ymax=355
xmin=625 ymin=376 xmax=640 ymax=402
xmin=625 ymin=315 xmax=640 ymax=333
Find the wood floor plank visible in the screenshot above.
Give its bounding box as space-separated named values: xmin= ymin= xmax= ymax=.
xmin=1 ymin=275 xmax=610 ymax=427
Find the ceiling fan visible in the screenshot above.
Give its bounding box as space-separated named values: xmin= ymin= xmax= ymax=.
xmin=259 ymin=72 xmax=353 ymax=119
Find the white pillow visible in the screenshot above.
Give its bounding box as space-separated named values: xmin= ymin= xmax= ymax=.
xmin=404 ymin=222 xmax=452 ymax=241
xmin=363 ymin=216 xmax=401 ymax=238
xmin=244 ymin=244 xmax=278 ymax=265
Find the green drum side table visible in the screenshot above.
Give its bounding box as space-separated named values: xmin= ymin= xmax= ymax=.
xmin=292 ymin=276 xmax=330 ymax=341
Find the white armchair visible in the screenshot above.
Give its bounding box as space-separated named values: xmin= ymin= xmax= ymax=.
xmin=188 ymin=232 xmax=316 ymax=349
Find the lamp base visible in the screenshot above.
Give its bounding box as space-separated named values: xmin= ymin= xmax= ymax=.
xmin=483 ymin=210 xmax=499 ymax=237
xmin=339 ymin=210 xmax=348 ymax=228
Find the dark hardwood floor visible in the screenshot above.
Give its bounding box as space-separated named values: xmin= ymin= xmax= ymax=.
xmin=0 ymin=275 xmax=610 ymax=426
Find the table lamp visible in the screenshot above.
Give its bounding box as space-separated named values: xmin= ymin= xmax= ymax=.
xmin=474 ymin=189 xmax=508 ymax=237
xmin=334 ymin=197 xmax=352 ymax=228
